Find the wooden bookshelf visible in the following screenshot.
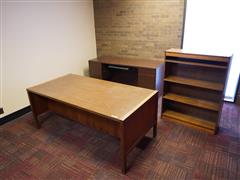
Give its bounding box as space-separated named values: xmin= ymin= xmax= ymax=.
xmin=162 ymin=49 xmax=232 ymax=134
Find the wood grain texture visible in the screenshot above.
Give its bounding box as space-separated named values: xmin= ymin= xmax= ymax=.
xmin=163 ymin=93 xmax=220 ymax=111
xmin=162 ymin=110 xmax=216 ymax=133
xmin=88 ymin=61 xmax=102 ymax=79
xmin=89 ymin=56 xmax=165 ymax=95
xmin=138 ymin=68 xmax=156 ymax=89
xmin=165 ymin=63 xmax=227 ymax=83
xmin=164 ymin=101 xmax=218 ymax=122
xmin=27 ymin=92 xmax=48 ymax=128
xmin=164 ymin=83 xmax=222 ymax=103
xmin=165 ymin=59 xmax=228 ymax=69
xmin=47 ymin=97 xmax=121 ymax=137
xmin=124 ymin=93 xmax=158 ymax=153
xmin=162 ymin=49 xmax=231 ymax=134
xmin=0 ymin=108 xmax=3 ymax=114
xmin=93 ymin=56 xmax=164 ymax=69
xmin=164 ymin=76 xmax=224 ymax=91
xmin=166 ymin=48 xmax=232 ymax=62
xmin=27 ymin=74 xmax=158 ymax=174
xmin=27 ymin=74 xmax=157 ymax=121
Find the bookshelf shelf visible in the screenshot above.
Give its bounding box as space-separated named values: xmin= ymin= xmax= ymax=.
xmin=163 ymin=93 xmax=220 ymax=111
xmin=165 ymin=59 xmax=227 ymax=69
xmin=162 ymin=49 xmax=232 ymax=134
xmin=164 ymin=76 xmax=224 ymax=91
xmin=162 ymin=110 xmax=216 ymax=134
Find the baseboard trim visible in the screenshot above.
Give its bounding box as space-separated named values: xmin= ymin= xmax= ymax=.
xmin=0 ymin=106 xmax=31 ymax=126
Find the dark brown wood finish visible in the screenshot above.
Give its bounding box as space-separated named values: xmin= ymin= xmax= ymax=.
xmin=0 ymin=108 xmax=3 ymax=115
xmin=88 ymin=56 xmax=165 ymax=95
xmin=27 ymin=74 xmax=158 ymax=174
xmin=166 ymin=48 xmax=231 ymax=62
xmin=88 ymin=60 xmax=102 ymax=79
xmin=162 ymin=49 xmax=232 ymax=134
xmin=237 ymin=76 xmax=240 ymax=105
xmin=93 ymin=56 xmax=164 ymax=68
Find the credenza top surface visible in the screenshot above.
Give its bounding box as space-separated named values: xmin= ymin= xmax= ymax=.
xmin=90 ymin=56 xmax=164 ymax=69
xmin=27 ymin=74 xmax=157 ymax=121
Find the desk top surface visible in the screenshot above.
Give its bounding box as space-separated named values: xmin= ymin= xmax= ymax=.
xmin=27 ymin=74 xmax=157 ymax=121
xmin=90 ymin=56 xmax=164 ymax=69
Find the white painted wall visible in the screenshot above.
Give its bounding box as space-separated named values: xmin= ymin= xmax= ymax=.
xmin=0 ymin=0 xmax=97 ymax=117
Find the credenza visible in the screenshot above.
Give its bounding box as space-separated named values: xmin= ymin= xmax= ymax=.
xmin=88 ymin=56 xmax=165 ymax=95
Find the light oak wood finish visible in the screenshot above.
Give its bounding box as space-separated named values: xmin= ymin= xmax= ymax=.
xmin=89 ymin=56 xmax=165 ymax=95
xmin=27 ymin=74 xmax=156 ymax=121
xmin=163 ymin=93 xmax=220 ymax=111
xmin=162 ymin=49 xmax=232 ymax=134
xmin=27 ymin=74 xmax=158 ymax=174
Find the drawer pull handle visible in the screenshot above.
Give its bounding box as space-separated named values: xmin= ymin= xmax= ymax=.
xmin=108 ymin=65 xmax=129 ymax=71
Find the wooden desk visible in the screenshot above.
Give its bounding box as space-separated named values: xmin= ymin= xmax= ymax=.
xmin=27 ymin=74 xmax=158 ymax=174
xmin=89 ymin=56 xmax=164 ymax=95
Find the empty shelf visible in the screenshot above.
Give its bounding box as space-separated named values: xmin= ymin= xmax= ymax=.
xmin=163 ymin=93 xmax=220 ymax=111
xmin=166 ymin=60 xmax=227 ymax=69
xmin=164 ymin=76 xmax=224 ymax=91
xmin=162 ymin=110 xmax=216 ymax=131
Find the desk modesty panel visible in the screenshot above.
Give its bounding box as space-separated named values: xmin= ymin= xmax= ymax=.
xmin=27 ymin=74 xmax=158 ymax=174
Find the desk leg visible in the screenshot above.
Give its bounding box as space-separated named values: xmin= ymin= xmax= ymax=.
xmin=153 ymin=95 xmax=158 ymax=138
xmin=27 ymin=92 xmax=48 ymax=129
xmin=33 ymin=113 xmax=41 ymax=129
xmin=153 ymin=123 xmax=157 ymax=138
xmin=120 ymin=124 xmax=127 ymax=174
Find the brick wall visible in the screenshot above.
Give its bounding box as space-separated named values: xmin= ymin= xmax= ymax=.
xmin=94 ymin=0 xmax=185 ymax=59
